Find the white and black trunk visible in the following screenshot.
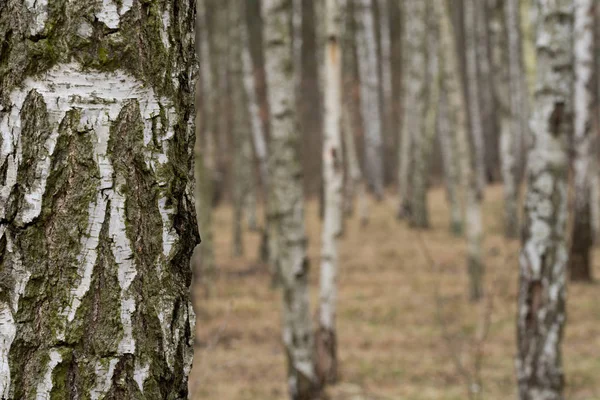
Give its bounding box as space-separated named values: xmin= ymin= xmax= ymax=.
xmin=516 ymin=0 xmax=573 ymax=398
xmin=262 ymin=0 xmax=321 ymax=398
xmin=0 ymin=0 xmax=197 ymax=398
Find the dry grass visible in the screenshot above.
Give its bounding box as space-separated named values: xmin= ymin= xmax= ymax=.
xmin=189 ymin=185 xmax=600 ymax=400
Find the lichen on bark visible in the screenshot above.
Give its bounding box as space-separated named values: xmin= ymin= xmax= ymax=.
xmin=0 ymin=1 xmax=197 ymax=398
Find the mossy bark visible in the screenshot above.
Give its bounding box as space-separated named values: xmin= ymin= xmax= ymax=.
xmin=0 ymin=1 xmax=197 ymax=398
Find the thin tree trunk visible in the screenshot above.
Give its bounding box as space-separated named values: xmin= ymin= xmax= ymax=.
xmin=569 ymin=0 xmax=594 ymax=282
xmin=516 ymin=0 xmax=573 ymax=397
xmin=437 ymin=89 xmax=463 ymax=235
xmin=0 ymin=1 xmax=197 ymax=398
xmin=355 ymin=0 xmax=384 ymax=200
xmin=411 ymin=0 xmax=439 ymax=229
xmin=464 ymin=0 xmax=487 ymax=195
xmin=398 ymin=0 xmax=427 ymax=220
xmin=196 ymin=0 xmax=216 ymax=285
xmin=490 ymin=0 xmax=520 ymax=238
xmin=437 ymin=0 xmax=484 ymax=302
xmin=316 ymin=0 xmax=343 ymax=384
xmin=506 ymin=0 xmax=528 ymax=184
xmin=262 ymin=0 xmax=321 ymax=398
xmin=230 ymin=1 xmax=255 ymax=257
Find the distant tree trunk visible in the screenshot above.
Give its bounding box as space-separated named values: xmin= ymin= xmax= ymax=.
xmin=592 ymin=2 xmax=600 ymax=244
xmin=398 ymin=0 xmax=427 ymax=220
xmin=197 ymin=0 xmax=216 ymax=284
xmin=477 ymin=0 xmax=499 ymax=182
xmin=506 ymin=0 xmax=528 ymax=184
xmin=437 ymin=89 xmax=463 ymax=235
xmin=316 ymin=0 xmax=343 ymax=384
xmin=389 ymin=0 xmax=403 ymax=186
xmin=377 ymin=0 xmax=394 ymax=186
xmin=410 ymin=0 xmax=439 ymax=229
xmin=437 ymin=0 xmax=484 ymax=302
xmin=489 ymin=0 xmax=520 ymax=238
xmin=356 ymin=0 xmax=385 ymax=200
xmin=0 ymin=1 xmax=197 ymax=398
xmin=516 ymin=0 xmax=573 ymax=397
xmin=230 ymin=1 xmax=256 ymax=257
xmin=464 ymin=0 xmax=487 ymax=195
xmin=569 ymin=0 xmax=594 ymax=282
xmin=262 ymin=0 xmax=321 ymax=398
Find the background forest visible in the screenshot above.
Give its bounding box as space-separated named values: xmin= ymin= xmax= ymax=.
xmin=192 ymin=0 xmax=600 ymax=399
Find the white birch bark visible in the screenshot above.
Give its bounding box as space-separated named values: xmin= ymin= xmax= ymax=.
xmin=411 ymin=0 xmax=439 ymax=229
xmin=506 ymin=0 xmax=529 ymax=183
xmin=569 ymin=0 xmax=594 ymax=281
xmin=355 ymin=0 xmax=384 ymax=200
xmin=490 ymin=0 xmax=520 ymax=238
xmin=316 ymin=0 xmax=343 ymax=384
xmin=398 ymin=0 xmax=427 ymax=220
xmin=262 ymin=0 xmax=321 ymax=397
xmin=0 ymin=1 xmax=197 ymax=397
xmin=516 ymin=0 xmax=573 ymax=397
xmin=437 ymin=88 xmax=463 ymax=235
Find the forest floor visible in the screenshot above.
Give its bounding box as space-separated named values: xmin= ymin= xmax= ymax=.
xmin=188 ymin=184 xmax=600 ymax=400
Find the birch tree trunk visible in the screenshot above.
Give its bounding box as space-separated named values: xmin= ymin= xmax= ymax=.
xmin=262 ymin=0 xmax=321 ymax=398
xmin=490 ymin=0 xmax=520 ymax=238
xmin=0 ymin=1 xmax=197 ymax=398
xmin=196 ymin=0 xmax=216 ymax=287
xmin=464 ymin=0 xmax=487 ymax=195
xmin=230 ymin=0 xmax=256 ymax=257
xmin=506 ymin=0 xmax=528 ymax=185
xmin=436 ymin=0 xmax=484 ymax=301
xmin=516 ymin=0 xmax=573 ymax=397
xmin=569 ymin=0 xmax=594 ymax=282
xmin=411 ymin=0 xmax=438 ymax=229
xmin=398 ymin=0 xmax=427 ymax=220
xmin=356 ymin=0 xmax=384 ymax=200
xmin=316 ymin=0 xmax=343 ymax=384
xmin=437 ymin=89 xmax=463 ymax=235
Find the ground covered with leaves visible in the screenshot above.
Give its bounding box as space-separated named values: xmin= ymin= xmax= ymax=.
xmin=189 ymin=185 xmax=600 ymax=399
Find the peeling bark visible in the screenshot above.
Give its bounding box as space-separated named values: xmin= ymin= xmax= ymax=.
xmin=0 ymin=1 xmax=197 ymax=398
xmin=516 ymin=0 xmax=573 ymax=398
xmin=262 ymin=0 xmax=321 ymax=398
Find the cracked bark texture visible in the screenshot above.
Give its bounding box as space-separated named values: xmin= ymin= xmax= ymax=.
xmin=355 ymin=0 xmax=384 ymax=200
xmin=516 ymin=0 xmax=573 ymax=398
xmin=569 ymin=0 xmax=594 ymax=282
xmin=0 ymin=0 xmax=197 ymax=399
xmin=262 ymin=0 xmax=321 ymax=398
xmin=316 ymin=0 xmax=343 ymax=385
xmin=398 ymin=0 xmax=426 ymax=220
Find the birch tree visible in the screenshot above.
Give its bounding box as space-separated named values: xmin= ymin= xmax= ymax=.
xmin=196 ymin=0 xmax=216 ymax=283
xmin=516 ymin=0 xmax=573 ymax=397
xmin=464 ymin=0 xmax=487 ymax=194
xmin=262 ymin=0 xmax=321 ymax=398
xmin=316 ymin=0 xmax=343 ymax=384
xmin=0 ymin=1 xmax=197 ymax=398
xmin=489 ymin=0 xmax=520 ymax=239
xmin=355 ymin=0 xmax=384 ymax=200
xmin=411 ymin=0 xmax=439 ymax=229
xmin=437 ymin=0 xmax=484 ymax=301
xmin=398 ymin=0 xmax=427 ymax=220
xmin=230 ymin=0 xmax=256 ymax=257
xmin=569 ymin=0 xmax=594 ymax=282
